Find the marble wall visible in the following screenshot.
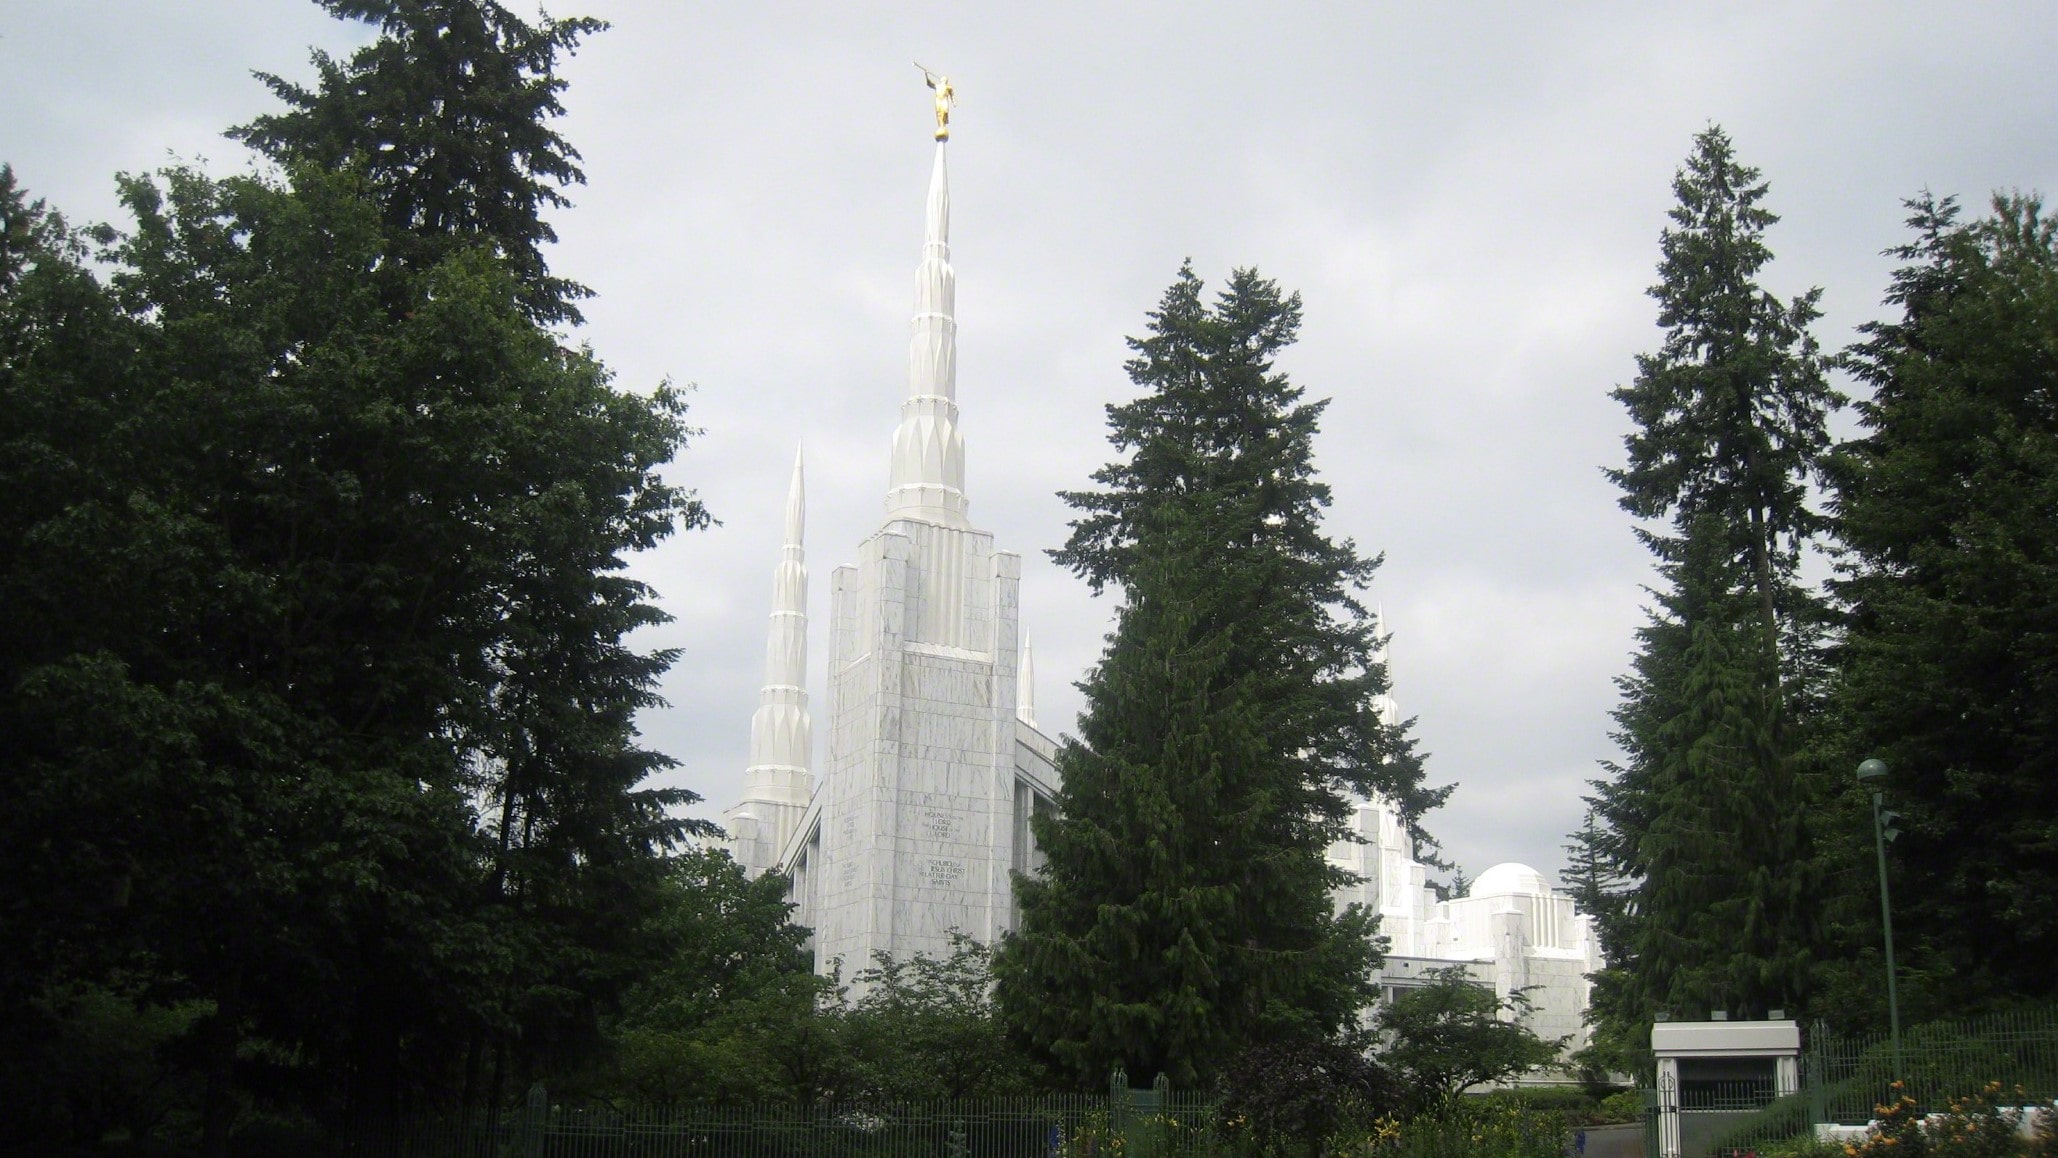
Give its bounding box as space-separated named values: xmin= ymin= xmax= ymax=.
xmin=812 ymin=516 xmax=1039 ymax=974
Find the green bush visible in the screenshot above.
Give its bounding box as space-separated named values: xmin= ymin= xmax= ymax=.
xmin=1594 ymin=1089 xmax=1644 ymax=1124
xmin=1330 ymin=1099 xmax=1569 ymax=1158
xmin=1213 ymin=1038 xmax=1396 ymax=1155
xmin=1477 ymin=1086 xmax=1615 ymax=1125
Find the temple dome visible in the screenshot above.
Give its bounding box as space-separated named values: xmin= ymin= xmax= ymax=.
xmin=1471 ymin=862 xmax=1550 ymax=898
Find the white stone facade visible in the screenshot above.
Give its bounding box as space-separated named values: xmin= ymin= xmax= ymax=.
xmin=1335 ymin=793 xmax=1603 ymax=1060
xmin=727 ymin=140 xmax=1060 ymax=977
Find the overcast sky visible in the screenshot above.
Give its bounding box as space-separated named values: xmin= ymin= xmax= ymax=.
xmin=8 ymin=2 xmax=2058 ymax=892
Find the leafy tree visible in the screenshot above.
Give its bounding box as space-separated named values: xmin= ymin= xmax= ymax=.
xmin=0 ymin=2 xmax=707 ymax=1148
xmin=1376 ymin=967 xmax=1564 ymax=1113
xmin=994 ymin=264 xmax=1443 ymax=1089
xmin=599 ymin=849 xmax=829 ymax=1107
xmin=220 ymin=0 xmax=710 ymax=1119
xmin=1588 ymin=126 xmax=1838 ymax=1058
xmin=1829 ymin=193 xmax=2058 ymax=1012
xmin=848 ymin=933 xmax=1039 ymax=1100
xmin=1214 ymin=1037 xmax=1396 ymax=1156
xmin=0 ymin=165 xmax=217 ymax=1153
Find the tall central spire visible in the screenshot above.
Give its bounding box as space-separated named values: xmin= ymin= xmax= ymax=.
xmin=886 ymin=141 xmax=971 ymax=528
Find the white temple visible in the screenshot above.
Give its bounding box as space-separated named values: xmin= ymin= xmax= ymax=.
xmin=1327 ymin=626 xmax=1602 ymax=1058
xmin=723 ymin=136 xmax=1061 ymax=974
xmin=723 ymin=110 xmax=1598 ymax=1060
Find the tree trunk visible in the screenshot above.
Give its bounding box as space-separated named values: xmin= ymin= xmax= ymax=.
xmin=198 ymin=968 xmax=243 ymax=1158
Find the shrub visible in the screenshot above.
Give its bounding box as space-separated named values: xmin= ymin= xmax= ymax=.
xmin=1336 ymin=1099 xmax=1568 ymax=1158
xmin=1595 ymin=1089 xmax=1645 ymax=1124
xmin=1214 ymin=1038 xmax=1396 ymax=1155
xmin=1844 ymin=1081 xmax=2055 ymax=1158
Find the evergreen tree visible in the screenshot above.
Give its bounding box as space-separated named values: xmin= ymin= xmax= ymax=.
xmin=1438 ymin=865 xmax=1470 ymax=904
xmin=0 ymin=3 xmax=706 ymax=1147
xmin=1560 ymin=809 xmax=1623 ymax=931
xmin=1830 ymin=193 xmax=2058 ymax=1010
xmin=221 ymin=0 xmax=714 ymax=1113
xmin=1587 ymin=126 xmax=1838 ymax=1058
xmin=993 ymin=265 xmax=1443 ymax=1088
xmin=232 ymin=0 xmax=604 ymax=326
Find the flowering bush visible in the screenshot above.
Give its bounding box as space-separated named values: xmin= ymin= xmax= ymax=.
xmin=1328 ymin=1098 xmax=1568 ymax=1158
xmin=1056 ymin=1109 xmax=1198 ymax=1158
xmin=1843 ymin=1081 xmax=2056 ymax=1158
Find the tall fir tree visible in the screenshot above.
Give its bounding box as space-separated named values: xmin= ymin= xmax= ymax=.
xmin=231 ymin=0 xmax=603 ymax=326
xmin=993 ymin=265 xmax=1443 ymax=1089
xmin=1560 ymin=808 xmax=1626 ymax=944
xmin=1586 ymin=126 xmax=1838 ymax=1061
xmin=228 ymin=0 xmax=714 ymax=1115
xmin=0 ymin=3 xmax=707 ymax=1147
xmin=1829 ymin=193 xmax=2058 ymax=1013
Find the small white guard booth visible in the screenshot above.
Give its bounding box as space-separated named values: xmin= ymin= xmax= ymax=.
xmin=1650 ymin=1018 xmax=1801 ymax=1158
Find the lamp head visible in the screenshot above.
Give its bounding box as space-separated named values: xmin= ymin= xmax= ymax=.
xmin=1857 ymin=758 xmax=1890 ymax=784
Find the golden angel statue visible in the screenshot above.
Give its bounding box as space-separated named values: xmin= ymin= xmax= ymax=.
xmin=916 ymin=63 xmax=954 ymax=141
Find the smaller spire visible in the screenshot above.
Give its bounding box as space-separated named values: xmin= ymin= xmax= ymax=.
xmin=1017 ymin=632 xmax=1037 ymax=728
xmin=1371 ymin=605 xmax=1399 ymax=731
xmin=728 ymin=445 xmax=813 ymax=874
xmin=784 ymin=444 xmax=806 ymax=548
xmin=741 ymin=442 xmax=811 ymax=797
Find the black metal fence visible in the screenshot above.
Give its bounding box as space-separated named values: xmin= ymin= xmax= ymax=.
xmin=1806 ymin=1006 xmax=2058 ymax=1127
xmin=340 ymin=1084 xmax=1218 ymax=1158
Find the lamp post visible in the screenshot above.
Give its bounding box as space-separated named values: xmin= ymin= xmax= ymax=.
xmin=1857 ymin=758 xmax=1902 ymax=1075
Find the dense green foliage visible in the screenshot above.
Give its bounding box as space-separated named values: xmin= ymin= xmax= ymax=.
xmin=596 ymin=849 xmax=824 ymax=1107
xmin=1374 ymin=967 xmax=1565 ymax=1113
xmin=602 ymin=918 xmax=1041 ymax=1108
xmin=1827 ymin=194 xmax=2058 ymax=1018
xmin=1212 ymin=1037 xmax=1395 ymax=1155
xmin=1585 ymin=125 xmax=1840 ymax=1063
xmin=1587 ymin=128 xmax=2058 ymax=1054
xmin=231 ymin=0 xmax=604 ymax=327
xmin=0 ymin=3 xmax=711 ymax=1151
xmin=994 ymin=264 xmax=1443 ymax=1089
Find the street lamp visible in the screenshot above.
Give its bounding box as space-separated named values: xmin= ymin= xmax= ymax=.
xmin=1857 ymin=758 xmax=1902 ymax=1075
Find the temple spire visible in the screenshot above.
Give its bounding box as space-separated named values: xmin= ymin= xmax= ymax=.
xmin=886 ymin=141 xmax=970 ymax=528
xmin=1017 ymin=632 xmax=1037 ymax=727
xmin=1371 ymin=605 xmax=1399 ymax=731
xmin=752 ymin=445 xmax=809 ymax=767
xmin=729 ymin=445 xmax=813 ymax=872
